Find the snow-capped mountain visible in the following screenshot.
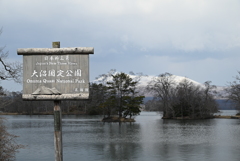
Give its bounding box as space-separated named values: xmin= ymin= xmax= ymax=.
xmin=136 ymin=75 xmax=204 ymax=87
xmin=94 ymin=72 xmax=203 ymax=88
xmin=92 ymin=72 xmax=226 ymax=98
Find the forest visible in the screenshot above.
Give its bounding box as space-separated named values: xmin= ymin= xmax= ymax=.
xmin=0 ymin=70 xmax=238 ymax=120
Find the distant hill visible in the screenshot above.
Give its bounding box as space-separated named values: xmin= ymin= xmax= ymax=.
xmin=93 ymin=72 xmax=234 ymax=110
xmin=93 ymin=72 xmax=227 ymax=99
xmin=216 ymin=99 xmax=236 ymax=110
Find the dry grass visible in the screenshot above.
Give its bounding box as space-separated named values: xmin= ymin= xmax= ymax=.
xmin=0 ymin=117 xmax=25 ymax=160
xmin=213 ymin=115 xmax=240 ymax=119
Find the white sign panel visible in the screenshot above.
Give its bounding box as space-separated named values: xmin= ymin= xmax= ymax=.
xmin=18 ymin=47 xmax=94 ymax=100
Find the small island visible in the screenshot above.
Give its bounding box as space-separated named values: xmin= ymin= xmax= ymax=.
xmin=146 ymin=73 xmax=219 ymax=120
xmin=97 ymin=72 xmax=144 ymax=122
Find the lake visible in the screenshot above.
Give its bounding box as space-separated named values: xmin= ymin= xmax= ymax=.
xmin=3 ymin=111 xmax=240 ymax=161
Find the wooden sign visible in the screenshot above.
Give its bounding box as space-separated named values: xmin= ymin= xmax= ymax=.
xmin=17 ymin=47 xmax=94 ymax=100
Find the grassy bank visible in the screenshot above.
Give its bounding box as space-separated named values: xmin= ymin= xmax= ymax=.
xmin=213 ymin=115 xmax=240 ymax=119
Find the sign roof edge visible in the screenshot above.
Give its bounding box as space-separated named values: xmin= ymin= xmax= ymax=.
xmin=17 ymin=47 xmax=94 ymax=55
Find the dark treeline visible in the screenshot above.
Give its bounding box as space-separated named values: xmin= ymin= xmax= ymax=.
xmin=1 ymin=91 xmax=96 ymax=115
xmin=1 ymin=72 xmax=218 ymax=120
xmin=3 ymin=71 xmax=240 ymax=119
xmin=1 ymin=72 xmax=144 ymax=119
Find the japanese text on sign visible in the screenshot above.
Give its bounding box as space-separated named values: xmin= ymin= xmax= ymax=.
xmin=30 ymin=69 xmax=81 ymax=78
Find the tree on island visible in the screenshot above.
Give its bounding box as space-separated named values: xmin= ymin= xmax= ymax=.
xmin=146 ymin=73 xmax=176 ymax=118
xmin=99 ymin=72 xmax=144 ymax=120
xmin=171 ymin=80 xmax=218 ymax=118
xmin=147 ymin=72 xmax=218 ymax=119
xmin=226 ymin=71 xmax=240 ymax=112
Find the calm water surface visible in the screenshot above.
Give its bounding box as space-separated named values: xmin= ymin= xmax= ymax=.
xmin=3 ymin=111 xmax=240 ymax=161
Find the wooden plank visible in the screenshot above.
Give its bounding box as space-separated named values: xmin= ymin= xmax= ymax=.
xmin=22 ymin=93 xmax=89 ymax=100
xmin=17 ymin=47 xmax=94 ymax=55
xmin=53 ymin=42 xmax=63 ymax=161
xmin=32 ymin=55 xmax=42 ymax=94
xmin=20 ymin=46 xmax=93 ymax=100
xmin=23 ymin=55 xmax=31 ymax=94
xmin=54 ymin=100 xmax=62 ymax=161
xmin=66 ymin=55 xmax=75 ymax=94
xmin=80 ymin=54 xmax=89 ymax=94
xmin=71 ymin=54 xmax=81 ymax=94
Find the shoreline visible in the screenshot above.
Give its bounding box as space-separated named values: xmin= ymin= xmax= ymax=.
xmin=102 ymin=116 xmax=135 ymax=122
xmin=0 ymin=112 xmax=86 ymax=115
xmin=1 ymin=113 xmax=240 ymax=119
xmin=213 ymin=115 xmax=240 ymax=119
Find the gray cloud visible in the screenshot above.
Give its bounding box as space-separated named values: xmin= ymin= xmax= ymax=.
xmin=0 ymin=0 xmax=240 ymax=90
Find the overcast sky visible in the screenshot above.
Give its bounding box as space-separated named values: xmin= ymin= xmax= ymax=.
xmin=0 ymin=0 xmax=240 ymax=91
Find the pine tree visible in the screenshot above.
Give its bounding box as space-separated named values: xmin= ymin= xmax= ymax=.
xmin=106 ymin=72 xmax=144 ymax=118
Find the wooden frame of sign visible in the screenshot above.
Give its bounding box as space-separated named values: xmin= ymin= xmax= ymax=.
xmin=18 ymin=47 xmax=94 ymax=100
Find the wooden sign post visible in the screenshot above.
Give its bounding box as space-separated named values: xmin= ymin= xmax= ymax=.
xmin=54 ymin=99 xmax=62 ymax=161
xmin=52 ymin=42 xmax=62 ymax=161
xmin=17 ymin=42 xmax=94 ymax=161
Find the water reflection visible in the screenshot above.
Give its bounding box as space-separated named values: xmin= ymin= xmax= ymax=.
xmin=3 ymin=112 xmax=240 ymax=161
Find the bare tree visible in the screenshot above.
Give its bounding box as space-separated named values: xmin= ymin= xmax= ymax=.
xmin=226 ymin=71 xmax=240 ymax=110
xmin=0 ymin=117 xmax=24 ymax=161
xmin=0 ymin=29 xmax=24 ymax=160
xmin=0 ymin=87 xmax=10 ymax=112
xmin=0 ymin=30 xmax=22 ymax=83
xmin=172 ymin=79 xmax=217 ymax=119
xmin=172 ymin=78 xmax=196 ymax=118
xmin=95 ymin=69 xmax=116 ymax=85
xmin=147 ymin=73 xmax=218 ymax=119
xmin=146 ymin=73 xmax=176 ymax=117
xmin=0 ymin=29 xmax=22 ymax=112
